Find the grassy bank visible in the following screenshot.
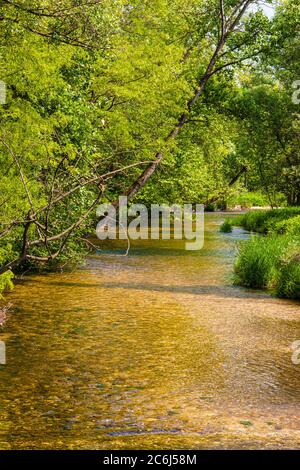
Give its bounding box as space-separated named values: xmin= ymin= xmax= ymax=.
xmin=221 ymin=209 xmax=300 ymax=299
xmin=232 ymin=207 xmax=300 ymax=234
xmin=0 ymin=271 xmax=14 ymax=299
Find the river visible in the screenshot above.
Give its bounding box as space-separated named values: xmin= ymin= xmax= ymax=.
xmin=0 ymin=213 xmax=299 ymax=449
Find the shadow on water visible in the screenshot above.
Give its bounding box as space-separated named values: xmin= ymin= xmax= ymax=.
xmin=34 ymin=280 xmax=266 ymax=300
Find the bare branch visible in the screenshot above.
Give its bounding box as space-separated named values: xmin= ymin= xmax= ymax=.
xmin=227 ymin=0 xmax=253 ymax=34
xmin=34 ymin=161 xmax=155 ymax=217
xmin=209 ymin=49 xmax=264 ymax=76
xmin=29 ymin=190 xmax=103 ymax=248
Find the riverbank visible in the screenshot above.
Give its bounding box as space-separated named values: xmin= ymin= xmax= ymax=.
xmin=223 ymin=208 xmax=300 ymax=299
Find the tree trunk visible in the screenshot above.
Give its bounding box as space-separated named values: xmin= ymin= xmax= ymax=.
xmin=205 ymin=165 xmax=247 ymax=207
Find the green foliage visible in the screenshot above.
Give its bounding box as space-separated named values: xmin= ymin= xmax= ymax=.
xmin=272 ymin=215 xmax=300 ymax=235
xmin=227 ymin=191 xmax=271 ymax=209
xmin=1 ymin=0 xmax=195 ymax=272
xmin=234 ymin=235 xmax=285 ymax=289
xmin=0 ymin=271 xmax=14 ymax=298
xmin=220 ymin=220 xmax=233 ymax=233
xmin=234 ymin=208 xmax=300 ymax=233
xmin=234 ymin=207 xmax=300 ymax=298
xmin=0 ymin=0 xmax=299 ymax=283
xmin=277 ymin=246 xmax=300 ymax=299
xmin=234 ymin=81 xmax=300 ymax=207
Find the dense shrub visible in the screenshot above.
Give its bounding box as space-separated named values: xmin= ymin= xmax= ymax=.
xmin=234 ymin=234 xmax=300 ymax=298
xmin=272 ymin=215 xmax=300 ymax=235
xmin=0 ymin=271 xmax=14 ymax=298
xmin=276 ymin=245 xmax=300 ymax=299
xmin=233 ymin=208 xmax=300 ymax=233
xmin=227 ymin=191 xmax=272 ymax=209
xmin=234 ymin=235 xmax=285 ymax=288
xmin=220 ymin=220 xmax=233 ymax=233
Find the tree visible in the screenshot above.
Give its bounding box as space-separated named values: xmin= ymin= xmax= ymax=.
xmin=117 ymin=0 xmax=272 ymax=203
xmin=0 ymin=0 xmax=288 ymax=286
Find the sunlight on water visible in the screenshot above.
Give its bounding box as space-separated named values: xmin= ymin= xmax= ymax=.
xmin=0 ymin=213 xmax=300 ymax=449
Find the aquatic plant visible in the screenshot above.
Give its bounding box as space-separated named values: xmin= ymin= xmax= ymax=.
xmin=234 ymin=233 xmax=300 ymax=299
xmin=220 ymin=220 xmax=233 ymax=233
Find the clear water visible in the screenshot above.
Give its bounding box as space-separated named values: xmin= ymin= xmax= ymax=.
xmin=0 ymin=213 xmax=299 ymax=449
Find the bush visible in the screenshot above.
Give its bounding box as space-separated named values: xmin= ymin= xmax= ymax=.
xmin=234 ymin=207 xmax=300 ymax=233
xmin=234 ymin=235 xmax=285 ymax=288
xmin=234 ymin=233 xmax=300 ymax=298
xmin=0 ymin=270 xmax=14 ymax=298
xmin=272 ymin=215 xmax=300 ymax=235
xmin=233 ymin=208 xmax=300 ymax=298
xmin=220 ymin=220 xmax=233 ymax=233
xmin=276 ymin=245 xmax=300 ymax=299
xmin=227 ymin=191 xmax=271 ymax=209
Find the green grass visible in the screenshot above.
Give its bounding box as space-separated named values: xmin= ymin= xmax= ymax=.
xmin=234 ymin=234 xmax=300 ymax=299
xmin=276 ymin=245 xmax=300 ymax=299
xmin=271 ymin=215 xmax=300 ymax=236
xmin=232 ymin=208 xmax=300 ymax=298
xmin=233 ymin=207 xmax=300 ymax=233
xmin=0 ymin=270 xmax=14 ymax=298
xmin=234 ymin=235 xmax=284 ymax=289
xmin=220 ymin=220 xmax=233 ymax=233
